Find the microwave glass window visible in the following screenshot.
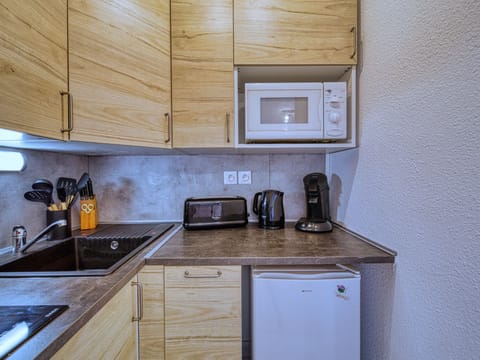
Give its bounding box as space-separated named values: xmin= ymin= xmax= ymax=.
xmin=260 ymin=97 xmax=308 ymax=124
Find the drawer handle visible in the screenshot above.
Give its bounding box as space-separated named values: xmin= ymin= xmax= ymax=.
xmin=131 ymin=281 xmax=143 ymax=321
xmin=184 ymin=270 xmax=222 ymax=279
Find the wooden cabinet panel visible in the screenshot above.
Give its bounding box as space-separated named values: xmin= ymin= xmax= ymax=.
xmin=138 ymin=266 xmax=165 ymax=360
xmin=171 ymin=0 xmax=233 ymax=148
xmin=52 ymin=278 xmax=136 ymax=360
xmin=0 ymin=0 xmax=67 ymax=139
xmin=165 ymin=266 xmax=242 ymax=359
xmin=68 ymin=0 xmax=171 ymax=147
xmin=234 ymin=0 xmax=357 ymax=65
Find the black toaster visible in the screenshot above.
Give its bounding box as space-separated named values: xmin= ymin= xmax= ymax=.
xmin=183 ymin=196 xmax=248 ymax=230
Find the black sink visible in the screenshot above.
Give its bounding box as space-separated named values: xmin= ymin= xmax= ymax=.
xmin=0 ymin=223 xmax=174 ymax=277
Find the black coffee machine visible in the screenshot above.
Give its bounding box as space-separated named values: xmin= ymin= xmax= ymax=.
xmin=295 ymin=173 xmax=333 ymax=233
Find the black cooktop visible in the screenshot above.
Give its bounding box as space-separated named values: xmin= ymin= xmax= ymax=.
xmin=0 ymin=305 xmax=68 ymax=359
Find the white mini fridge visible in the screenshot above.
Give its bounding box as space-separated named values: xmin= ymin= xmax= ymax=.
xmin=251 ymin=266 xmax=360 ymax=360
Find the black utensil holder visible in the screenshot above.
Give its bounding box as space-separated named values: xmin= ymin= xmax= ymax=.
xmin=46 ymin=209 xmax=72 ymax=240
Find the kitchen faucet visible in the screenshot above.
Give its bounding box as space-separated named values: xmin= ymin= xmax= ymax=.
xmin=20 ymin=219 xmax=68 ymax=253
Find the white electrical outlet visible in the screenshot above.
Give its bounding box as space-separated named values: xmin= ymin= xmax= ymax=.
xmin=238 ymin=171 xmax=252 ymax=184
xmin=224 ymin=171 xmax=237 ymax=184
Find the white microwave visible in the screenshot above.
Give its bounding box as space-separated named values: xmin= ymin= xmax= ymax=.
xmin=245 ymin=82 xmax=347 ymax=142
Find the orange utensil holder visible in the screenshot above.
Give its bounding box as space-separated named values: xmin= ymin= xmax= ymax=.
xmin=80 ymin=196 xmax=98 ymax=230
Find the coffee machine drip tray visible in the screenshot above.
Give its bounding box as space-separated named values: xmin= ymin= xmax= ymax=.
xmin=295 ymin=218 xmax=333 ymax=233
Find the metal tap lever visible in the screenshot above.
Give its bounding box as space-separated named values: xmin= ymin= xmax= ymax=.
xmin=20 ymin=219 xmax=68 ymax=253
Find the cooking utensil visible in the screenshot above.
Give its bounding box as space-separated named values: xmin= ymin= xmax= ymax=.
xmin=56 ymin=177 xmax=76 ymax=203
xmin=32 ymin=179 xmax=53 ymax=192
xmin=86 ymin=179 xmax=94 ymax=199
xmin=57 ymin=188 xmax=68 ymax=208
xmin=24 ymin=190 xmax=51 ymax=207
xmin=77 ymin=173 xmax=89 ymax=191
xmin=69 ymin=173 xmax=90 ymax=208
xmin=32 ymin=179 xmax=53 ymax=205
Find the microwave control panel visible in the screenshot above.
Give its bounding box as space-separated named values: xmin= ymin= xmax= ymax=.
xmin=323 ymin=82 xmax=347 ymax=139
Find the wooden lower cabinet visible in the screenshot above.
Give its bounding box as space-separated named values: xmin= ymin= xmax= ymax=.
xmin=52 ymin=276 xmax=137 ymax=360
xmin=138 ymin=266 xmax=165 ymax=360
xmin=53 ymin=266 xmax=241 ymax=360
xmin=164 ymin=265 xmax=242 ymax=359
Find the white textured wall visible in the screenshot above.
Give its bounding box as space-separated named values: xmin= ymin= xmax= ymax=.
xmin=328 ymin=0 xmax=480 ymax=359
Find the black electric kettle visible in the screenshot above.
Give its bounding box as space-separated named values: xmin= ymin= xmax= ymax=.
xmin=253 ymin=190 xmax=285 ymax=229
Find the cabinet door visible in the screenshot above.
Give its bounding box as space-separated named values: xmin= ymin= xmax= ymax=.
xmin=68 ymin=0 xmax=171 ymax=147
xmin=52 ymin=277 xmax=137 ymax=360
xmin=165 ymin=266 xmax=242 ymax=359
xmin=171 ymin=0 xmax=233 ymax=148
xmin=0 ymin=0 xmax=67 ymax=139
xmin=138 ymin=266 xmax=165 ymax=360
xmin=234 ymin=0 xmax=357 ymax=65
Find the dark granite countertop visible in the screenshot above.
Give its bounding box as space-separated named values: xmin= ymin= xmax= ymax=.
xmin=147 ymin=223 xmax=396 ymax=265
xmin=0 ymin=222 xmax=394 ymax=359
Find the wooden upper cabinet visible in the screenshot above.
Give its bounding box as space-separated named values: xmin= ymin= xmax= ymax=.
xmin=0 ymin=0 xmax=68 ymax=139
xmin=234 ymin=0 xmax=358 ymax=65
xmin=171 ymin=0 xmax=234 ymax=148
xmin=68 ymin=0 xmax=171 ymax=147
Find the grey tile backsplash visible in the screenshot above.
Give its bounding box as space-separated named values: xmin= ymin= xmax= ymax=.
xmin=0 ymin=149 xmax=88 ymax=250
xmin=0 ymin=150 xmax=324 ymax=249
xmin=90 ymin=154 xmax=325 ymax=223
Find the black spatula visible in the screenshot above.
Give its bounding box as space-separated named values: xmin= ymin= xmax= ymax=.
xmin=56 ymin=177 xmax=77 ymax=203
xmin=24 ymin=190 xmax=51 ymax=207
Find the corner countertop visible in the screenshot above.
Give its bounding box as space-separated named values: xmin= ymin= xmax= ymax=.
xmin=0 ymin=222 xmax=394 ymax=359
xmin=146 ymin=223 xmax=396 ymax=265
xmin=0 ymin=223 xmax=182 ymax=360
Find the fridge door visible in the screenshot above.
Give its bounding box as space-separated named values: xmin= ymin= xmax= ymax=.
xmin=252 ymin=267 xmax=360 ymax=360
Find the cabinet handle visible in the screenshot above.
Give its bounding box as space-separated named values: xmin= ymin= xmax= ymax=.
xmin=350 ymin=26 xmax=357 ymax=59
xmin=131 ymin=281 xmax=144 ymax=321
xmin=184 ymin=270 xmax=222 ymax=279
xmin=164 ymin=112 xmax=171 ymax=144
xmin=225 ymin=113 xmax=230 ymax=143
xmin=60 ymin=91 xmax=73 ymax=133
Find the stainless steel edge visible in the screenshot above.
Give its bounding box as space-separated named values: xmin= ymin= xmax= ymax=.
xmin=144 ymin=224 xmax=182 ymax=259
xmin=332 ymin=222 xmax=398 ymax=256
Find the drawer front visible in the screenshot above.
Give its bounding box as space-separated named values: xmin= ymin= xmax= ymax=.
xmin=165 ymin=266 xmax=242 ymax=359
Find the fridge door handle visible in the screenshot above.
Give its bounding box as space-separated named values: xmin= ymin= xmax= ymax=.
xmin=252 ymin=265 xmax=360 ymax=279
